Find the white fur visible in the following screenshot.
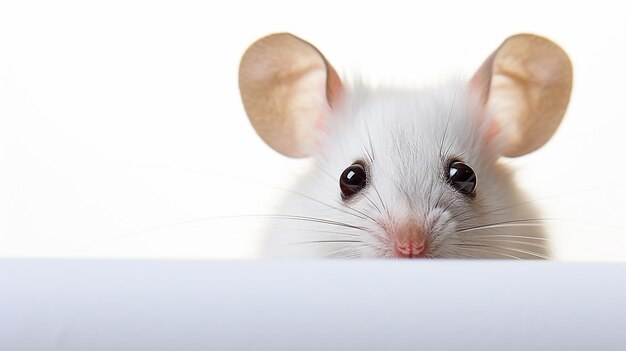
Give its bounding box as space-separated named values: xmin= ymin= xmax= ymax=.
xmin=260 ymin=80 xmax=548 ymax=259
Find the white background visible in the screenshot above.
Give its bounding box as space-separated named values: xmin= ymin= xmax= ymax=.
xmin=1 ymin=0 xmax=625 ymax=260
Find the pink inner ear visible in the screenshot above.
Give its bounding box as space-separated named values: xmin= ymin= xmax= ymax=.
xmin=312 ymin=112 xmax=329 ymax=150
xmin=325 ymin=65 xmax=344 ymax=108
xmin=468 ymin=52 xmax=495 ymax=105
xmin=467 ymin=55 xmax=506 ymax=152
xmin=485 ymin=118 xmax=502 ymax=147
xmin=311 ymin=64 xmax=343 ymax=151
xmin=465 ymin=85 xmax=507 ymax=155
xmin=471 ymin=94 xmax=505 ymax=153
xmin=313 ymin=112 xmax=329 ymax=133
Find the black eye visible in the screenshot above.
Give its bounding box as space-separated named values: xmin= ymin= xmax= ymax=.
xmin=447 ymin=161 xmax=476 ymax=196
xmin=340 ymin=163 xmax=367 ymax=200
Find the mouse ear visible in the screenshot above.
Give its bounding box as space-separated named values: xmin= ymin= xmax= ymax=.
xmin=469 ymin=34 xmax=573 ymax=157
xmin=239 ymin=33 xmax=343 ymax=158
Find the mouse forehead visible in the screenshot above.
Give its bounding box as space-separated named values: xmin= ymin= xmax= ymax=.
xmin=329 ymin=85 xmax=471 ymax=165
xmin=318 ymin=83 xmax=482 ymax=206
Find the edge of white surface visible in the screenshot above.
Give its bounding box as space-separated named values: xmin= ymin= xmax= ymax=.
xmin=1 ymin=259 xmax=625 ymax=351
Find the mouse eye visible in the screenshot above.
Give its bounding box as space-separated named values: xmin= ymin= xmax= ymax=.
xmin=340 ymin=163 xmax=367 ymax=200
xmin=447 ymin=161 xmax=476 ymax=196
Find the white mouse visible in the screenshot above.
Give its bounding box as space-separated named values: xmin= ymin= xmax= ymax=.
xmin=238 ymin=33 xmax=572 ymax=259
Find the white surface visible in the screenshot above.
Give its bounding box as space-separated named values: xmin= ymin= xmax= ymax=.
xmin=1 ymin=1 xmax=625 ymax=259
xmin=1 ymin=259 xmax=625 ymax=350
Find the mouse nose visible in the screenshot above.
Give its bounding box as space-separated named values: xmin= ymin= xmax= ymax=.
xmin=392 ymin=220 xmax=429 ymax=258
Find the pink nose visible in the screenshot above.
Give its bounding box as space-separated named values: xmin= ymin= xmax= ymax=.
xmin=392 ymin=221 xmax=428 ymax=258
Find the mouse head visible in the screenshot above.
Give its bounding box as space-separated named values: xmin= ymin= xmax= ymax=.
xmin=239 ymin=33 xmax=572 ymax=258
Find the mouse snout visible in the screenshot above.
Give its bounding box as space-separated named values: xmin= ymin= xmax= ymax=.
xmin=390 ymin=220 xmax=429 ymax=259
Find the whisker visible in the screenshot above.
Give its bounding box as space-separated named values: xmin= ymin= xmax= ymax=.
xmin=468 ymin=238 xmax=549 ymax=249
xmin=207 ymin=165 xmax=375 ymax=225
xmin=345 ymin=204 xmax=379 ymax=223
xmin=264 ymin=228 xmax=362 ymax=238
xmin=439 ymin=70 xmax=463 ymax=158
xmin=369 ymin=181 xmax=387 ymax=212
xmin=252 ymin=215 xmax=368 ymax=231
xmin=433 ymin=182 xmax=448 ymax=210
xmin=302 ymin=159 xmax=383 ymax=220
xmin=451 ymin=244 xmax=523 ymax=260
xmin=359 ymin=126 xmax=376 ymax=165
xmin=262 ymin=240 xmax=361 ymax=259
xmin=288 ymin=240 xmax=363 ymax=246
xmin=363 ymin=113 xmax=376 ymax=163
xmin=154 ymin=163 xmax=381 ymax=228
xmin=128 ymin=214 xmax=368 ymax=240
xmin=454 ymin=243 xmax=548 ymax=260
xmin=321 ymin=246 xmax=361 ymax=259
xmin=467 ymin=234 xmax=551 ymax=241
xmin=445 ymin=250 xmax=480 ymax=259
xmin=457 ymin=218 xmax=558 ymax=233
xmin=476 ymin=187 xmax=612 ymax=217
xmin=498 ymin=246 xmax=549 ymax=260
xmin=311 ymin=160 xmax=337 ymax=184
xmin=450 ymin=209 xmax=477 ymax=225
xmin=360 ymin=193 xmax=383 ymax=215
xmin=455 ymin=252 xmax=480 ymax=259
xmin=259 ymin=183 xmax=371 ymax=222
